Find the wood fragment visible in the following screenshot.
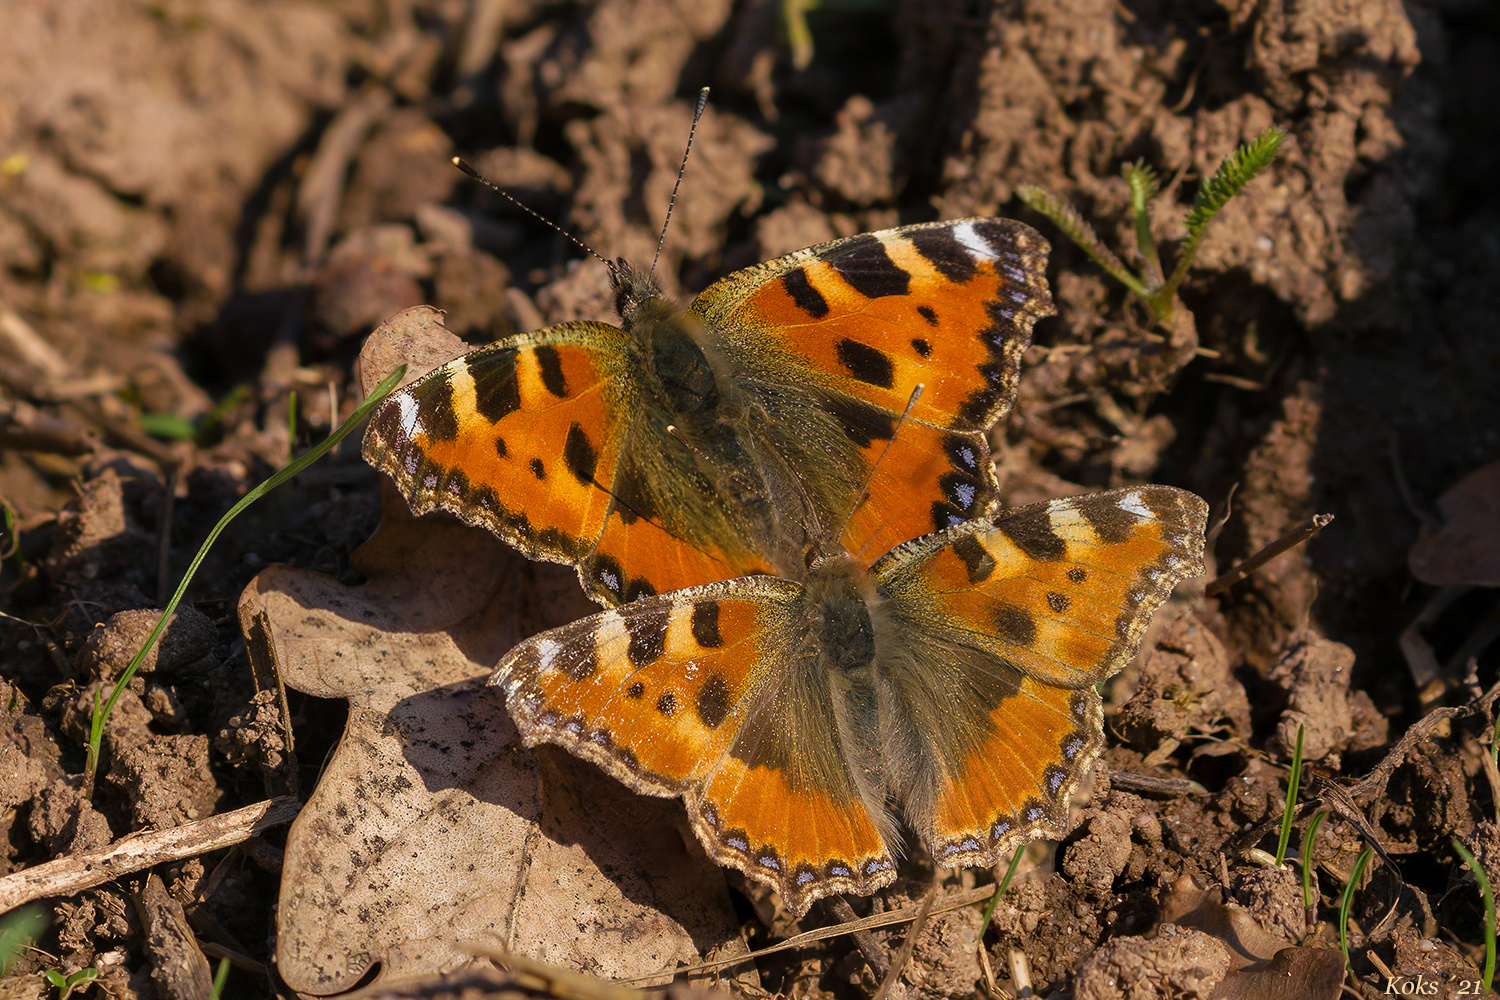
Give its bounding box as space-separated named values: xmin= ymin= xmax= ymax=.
xmin=134 ymin=872 xmax=213 ymax=1000
xmin=0 ymin=797 xmax=300 ymax=910
xmin=1205 ymin=513 xmax=1334 ymax=598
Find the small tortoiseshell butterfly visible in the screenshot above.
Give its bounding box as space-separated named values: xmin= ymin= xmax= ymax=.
xmin=492 ymin=487 xmax=1207 ymax=913
xmin=362 ymin=218 xmax=1053 ymax=606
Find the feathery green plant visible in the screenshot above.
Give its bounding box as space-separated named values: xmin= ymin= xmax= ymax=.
xmin=1339 ymin=847 xmax=1374 ymax=972
xmin=1302 ymin=807 xmax=1328 ymax=915
xmin=1452 ymin=838 xmax=1496 ymax=992
xmin=1017 ymin=127 xmax=1286 ymax=333
xmin=1275 ymin=724 xmax=1306 ymax=865
xmin=83 ymin=367 xmax=406 ymax=792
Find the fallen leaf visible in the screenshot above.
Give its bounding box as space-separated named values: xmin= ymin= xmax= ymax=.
xmin=1207 ymin=946 xmax=1344 ymax=1000
xmin=1409 ymin=459 xmax=1500 ymax=587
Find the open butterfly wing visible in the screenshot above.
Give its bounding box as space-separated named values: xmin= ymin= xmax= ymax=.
xmin=492 ymin=577 xmax=895 ymax=914
xmin=872 ymin=486 xmax=1207 ymax=867
xmin=692 ymin=219 xmax=1055 ymax=563
xmin=364 ymin=323 xmax=761 ymax=603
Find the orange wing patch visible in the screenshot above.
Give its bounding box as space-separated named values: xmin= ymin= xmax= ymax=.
xmin=928 ymin=679 xmax=1101 ymax=866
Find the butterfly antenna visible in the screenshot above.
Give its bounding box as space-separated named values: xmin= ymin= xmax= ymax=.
xmin=835 ymin=384 xmax=925 ymax=559
xmin=648 ymin=86 xmax=711 ymax=283
xmin=451 ymin=157 xmax=610 ymax=269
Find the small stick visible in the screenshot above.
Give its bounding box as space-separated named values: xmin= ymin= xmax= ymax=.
xmin=0 ymin=797 xmax=300 ymax=910
xmin=872 ymin=883 xmax=937 ymax=1000
xmin=1205 ymin=513 xmax=1334 ymax=598
xmin=826 ymin=894 xmax=891 ymax=982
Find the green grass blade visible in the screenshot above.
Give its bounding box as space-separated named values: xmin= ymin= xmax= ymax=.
xmin=1122 ymin=161 xmax=1162 ymax=286
xmin=1275 ymin=724 xmax=1305 ymax=865
xmin=1302 ymin=808 xmax=1328 ymax=915
xmin=1452 ymin=838 xmax=1496 ymax=992
xmin=208 ymin=957 xmax=231 ymax=1000
xmin=1339 ymin=846 xmax=1374 ymax=972
xmin=977 ymin=843 xmax=1027 ymax=942
xmin=1016 ymin=184 xmax=1148 ymax=296
xmin=1158 ymin=126 xmax=1286 ymax=304
xmin=83 ymin=366 xmax=407 ymax=792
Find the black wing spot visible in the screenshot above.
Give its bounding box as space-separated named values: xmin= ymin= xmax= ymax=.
xmin=911 ymin=338 xmax=933 ymax=359
xmin=656 ymin=691 xmax=677 ymax=715
xmin=625 ymin=607 xmax=669 ymax=666
xmin=529 ymin=458 xmax=545 ymax=479
xmin=1068 ymin=567 xmax=1087 ymax=583
xmin=782 ymin=267 xmax=830 ymax=318
xmin=416 ymin=377 xmax=461 ymax=442
xmin=951 ymin=535 xmax=996 ymax=584
xmin=696 ymin=672 xmax=732 ymax=729
xmin=564 ymin=648 xmax=597 ymax=682
xmin=992 ymin=603 xmax=1038 ymax=647
xmin=909 ymin=227 xmax=977 ymax=283
xmin=627 ymin=682 xmax=646 ymax=699
xmin=691 ymin=600 xmax=723 ymax=648
xmin=836 ymin=339 xmax=895 ymax=389
xmin=494 ymin=436 xmax=508 ymax=458
xmin=533 ymin=345 xmax=568 ymax=398
xmin=1046 ymin=591 xmax=1071 ymax=613
xmin=826 ymin=235 xmax=910 ymax=298
xmin=998 ymin=509 xmax=1067 ymax=561
xmin=471 ymin=350 xmax=522 ymax=422
xmin=563 ymin=423 xmax=597 ymax=486
xmin=916 ymin=308 xmax=938 ymax=328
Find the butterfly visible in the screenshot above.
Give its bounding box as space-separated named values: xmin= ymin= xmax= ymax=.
xmin=362 ymin=218 xmax=1054 ymax=606
xmin=491 ymin=486 xmax=1208 ymax=914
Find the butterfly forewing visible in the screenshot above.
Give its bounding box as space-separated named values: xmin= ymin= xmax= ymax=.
xmin=695 ymin=218 xmax=1053 ymax=430
xmin=363 ymin=324 xmax=638 ymax=567
xmin=492 ymin=577 xmax=895 ymax=914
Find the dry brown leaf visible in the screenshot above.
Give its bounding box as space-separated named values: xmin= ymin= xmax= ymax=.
xmin=1206 ymin=946 xmax=1344 ymax=1000
xmin=238 ymin=309 xmax=750 ymax=991
xmin=1409 ymin=459 xmax=1500 ymax=587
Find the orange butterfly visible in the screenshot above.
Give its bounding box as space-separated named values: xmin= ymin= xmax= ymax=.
xmin=492 ymin=486 xmax=1207 ymax=913
xmin=362 ymin=219 xmax=1054 ymax=606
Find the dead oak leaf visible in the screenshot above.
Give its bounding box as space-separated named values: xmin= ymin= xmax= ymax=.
xmin=237 ymin=308 xmax=748 ymax=993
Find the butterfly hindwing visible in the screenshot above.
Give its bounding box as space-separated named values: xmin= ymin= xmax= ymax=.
xmin=872 ymin=486 xmax=1208 ymax=864
xmin=493 ymin=577 xmax=895 ymax=914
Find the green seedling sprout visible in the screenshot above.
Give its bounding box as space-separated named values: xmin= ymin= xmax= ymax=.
xmin=44 ymin=967 xmax=98 ymax=1000
xmin=1452 ymin=838 xmax=1496 ymax=992
xmin=1339 ymin=846 xmax=1374 ymax=972
xmin=1275 ymin=724 xmax=1305 ymax=865
xmin=82 ymin=366 xmax=406 ymax=793
xmin=1017 ymin=127 xmax=1286 ymax=334
xmin=1302 ymin=807 xmax=1328 ymax=916
xmin=288 ymin=389 xmax=299 ymax=460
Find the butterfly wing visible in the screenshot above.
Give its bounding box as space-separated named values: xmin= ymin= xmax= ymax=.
xmin=362 ymin=323 xmax=764 ymax=603
xmin=693 ymin=219 xmax=1055 ymax=563
xmin=870 ymin=486 xmax=1208 ymax=867
xmin=493 ymin=578 xmax=896 ymax=914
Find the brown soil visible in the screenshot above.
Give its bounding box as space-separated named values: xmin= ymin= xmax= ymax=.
xmin=3 ymin=1 xmax=1499 ymax=998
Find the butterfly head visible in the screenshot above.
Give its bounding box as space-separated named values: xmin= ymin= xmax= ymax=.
xmin=607 ymin=257 xmax=664 ymax=322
